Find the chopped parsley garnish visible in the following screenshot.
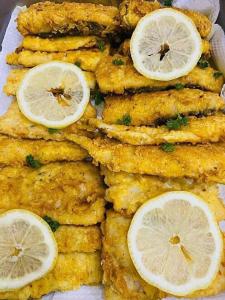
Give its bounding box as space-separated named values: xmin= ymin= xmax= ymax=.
xmin=117 ymin=114 xmax=132 ymax=126
xmin=160 ymin=143 xmax=175 ymax=152
xmin=213 ymin=71 xmax=223 ymax=79
xmin=92 ymin=90 xmax=104 ymax=105
xmin=43 ymin=216 xmax=60 ymax=232
xmin=48 ymin=128 xmax=59 ymax=134
xmin=112 ymin=59 xmax=125 ymax=66
xmin=97 ymin=40 xmax=105 ymax=52
xmin=166 ymin=114 xmax=188 ymax=130
xmin=26 ymin=155 xmax=42 ymax=169
xmin=75 ymin=61 xmax=81 ymax=68
xmin=164 ymin=0 xmax=173 ymax=6
xmin=174 ymin=83 xmax=185 ymax=90
xmin=197 ymin=58 xmax=209 ymax=69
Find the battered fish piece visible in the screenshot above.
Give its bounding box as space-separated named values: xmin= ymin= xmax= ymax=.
xmin=96 ymin=56 xmax=224 ymax=94
xmin=67 ymin=135 xmax=225 ymax=183
xmin=103 ymin=211 xmax=225 ymax=300
xmin=55 ymin=225 xmax=101 ymax=253
xmin=102 ymin=210 xmax=165 ymax=300
xmin=17 ymin=1 xmax=120 ymax=37
xmin=101 ymin=167 xmax=225 ymax=221
xmin=0 ymin=252 xmax=102 ymax=300
xmin=7 ymin=46 xmax=110 ymax=71
xmin=0 ymin=198 xmax=105 ymax=226
xmin=21 ymin=35 xmax=101 ymax=52
xmin=0 ymin=101 xmax=96 ymax=141
xmin=102 ymin=89 xmax=225 ymax=126
xmin=119 ymin=0 xmax=212 ymax=38
xmin=0 ymin=134 xmax=88 ymax=167
xmin=0 ymin=162 xmax=105 ymax=211
xmin=89 ymin=114 xmax=225 ymax=145
xmin=119 ymin=38 xmax=211 ymax=58
xmin=4 ymin=69 xmax=96 ymax=96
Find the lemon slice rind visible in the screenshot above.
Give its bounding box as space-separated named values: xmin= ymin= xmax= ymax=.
xmin=127 ymin=191 xmax=223 ymax=296
xmin=0 ymin=209 xmax=58 ymax=291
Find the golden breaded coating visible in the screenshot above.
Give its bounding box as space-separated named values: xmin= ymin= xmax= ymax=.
xmin=67 ymin=135 xmax=225 ymax=184
xmin=0 ymin=134 xmax=88 ymax=167
xmin=0 ymin=101 xmax=96 ymax=141
xmin=102 ymin=89 xmax=225 ymax=126
xmin=101 ymin=167 xmax=225 ymax=221
xmin=0 ymin=161 xmax=104 ymax=211
xmin=55 ymin=225 xmax=101 ymax=253
xmin=4 ymin=69 xmax=96 ymax=96
xmin=96 ymin=56 xmax=224 ymax=94
xmin=0 ymin=252 xmax=102 ymax=300
xmin=103 ymin=211 xmax=225 ymax=300
xmin=0 ymin=198 xmax=105 ymax=226
xmin=21 ymin=35 xmax=100 ymax=52
xmin=7 ymin=46 xmax=110 ymax=70
xmin=119 ymin=0 xmax=212 ymax=38
xmin=102 ymin=210 xmax=165 ymax=300
xmin=89 ymin=114 xmax=225 ymax=145
xmin=17 ymin=1 xmax=120 ymax=37
xmin=119 ymin=38 xmax=211 ymax=58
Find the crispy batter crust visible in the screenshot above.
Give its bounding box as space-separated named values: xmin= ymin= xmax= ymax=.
xmin=101 ymin=167 xmax=225 ymax=221
xmin=90 ymin=114 xmax=225 ymax=145
xmin=67 ymin=135 xmax=225 ymax=183
xmin=119 ymin=0 xmax=212 ymax=38
xmin=96 ymin=56 xmax=224 ymax=94
xmin=17 ymin=1 xmax=120 ymax=37
xmin=7 ymin=46 xmax=110 ymax=70
xmin=102 ymin=88 xmax=225 ymax=125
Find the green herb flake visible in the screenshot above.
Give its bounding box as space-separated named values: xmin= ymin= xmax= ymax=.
xmin=160 ymin=143 xmax=175 ymax=152
xmin=92 ymin=90 xmax=104 ymax=105
xmin=174 ymin=83 xmax=184 ymax=90
xmin=43 ymin=216 xmax=60 ymax=232
xmin=26 ymin=155 xmax=42 ymax=169
xmin=97 ymin=40 xmax=105 ymax=52
xmin=48 ymin=128 xmax=59 ymax=134
xmin=75 ymin=61 xmax=81 ymax=68
xmin=166 ymin=114 xmax=188 ymax=130
xmin=117 ymin=114 xmax=132 ymax=126
xmin=213 ymin=71 xmax=223 ymax=79
xmin=197 ymin=58 xmax=209 ymax=69
xmin=164 ymin=0 xmax=173 ymax=6
xmin=112 ymin=59 xmax=125 ymax=66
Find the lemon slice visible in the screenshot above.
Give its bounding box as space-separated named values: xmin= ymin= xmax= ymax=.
xmin=0 ymin=209 xmax=58 ymax=291
xmin=17 ymin=61 xmax=90 ymax=128
xmin=130 ymin=9 xmax=202 ymax=81
xmin=128 ymin=192 xmax=223 ymax=296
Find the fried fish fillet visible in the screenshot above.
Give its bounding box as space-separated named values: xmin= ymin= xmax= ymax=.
xmin=67 ymin=135 xmax=225 ymax=183
xmin=102 ymin=88 xmax=225 ymax=126
xmin=0 ymin=101 xmax=96 ymax=141
xmin=4 ymin=69 xmax=96 ymax=96
xmin=7 ymin=46 xmax=110 ymax=71
xmin=55 ymin=225 xmax=101 ymax=253
xmin=21 ymin=35 xmax=101 ymax=52
xmin=103 ymin=211 xmax=225 ymax=300
xmin=101 ymin=167 xmax=225 ymax=221
xmin=102 ymin=210 xmax=165 ymax=300
xmin=0 ymin=161 xmax=104 ymax=211
xmin=119 ymin=38 xmax=211 ymax=58
xmin=119 ymin=0 xmax=212 ymax=38
xmin=0 ymin=134 xmax=88 ymax=167
xmin=17 ymin=1 xmax=120 ymax=37
xmin=89 ymin=114 xmax=225 ymax=145
xmin=96 ymin=56 xmax=224 ymax=94
xmin=0 ymin=252 xmax=102 ymax=300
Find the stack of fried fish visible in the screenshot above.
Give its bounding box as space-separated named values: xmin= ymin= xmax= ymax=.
xmin=2 ymin=0 xmax=225 ymax=299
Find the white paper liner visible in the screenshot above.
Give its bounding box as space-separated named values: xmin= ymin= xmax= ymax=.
xmin=0 ymin=3 xmax=225 ymax=300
